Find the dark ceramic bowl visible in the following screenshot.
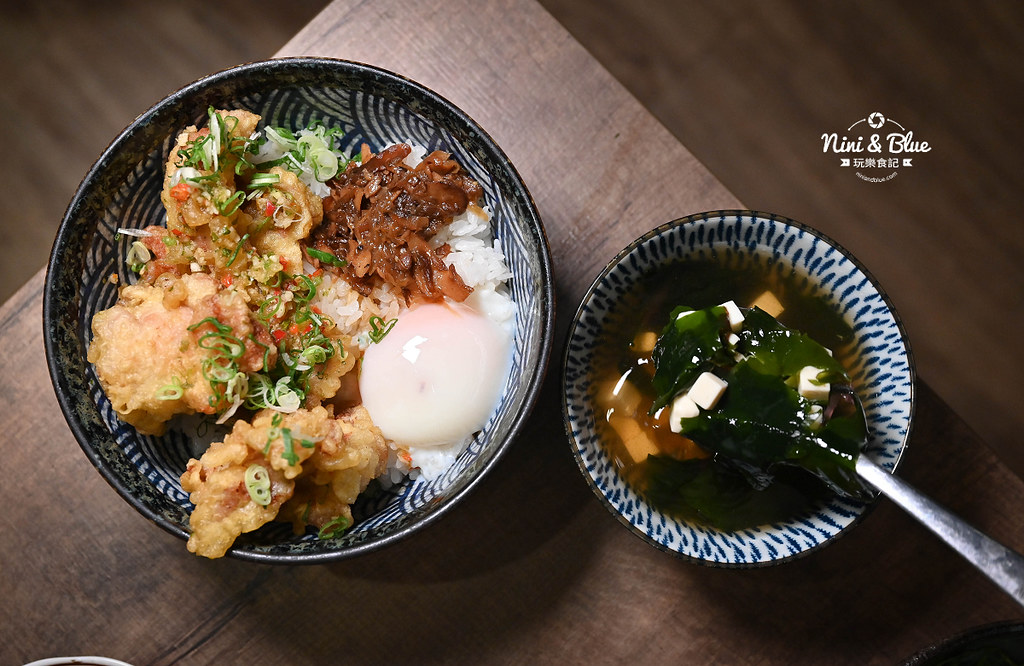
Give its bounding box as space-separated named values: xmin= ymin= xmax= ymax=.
xmin=44 ymin=57 xmax=554 ymax=563
xmin=902 ymin=622 xmax=1024 ymax=665
xmin=563 ymin=211 xmax=915 ymax=566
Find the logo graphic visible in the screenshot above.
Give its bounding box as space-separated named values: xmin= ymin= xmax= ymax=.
xmin=821 ymin=112 xmax=930 ymax=182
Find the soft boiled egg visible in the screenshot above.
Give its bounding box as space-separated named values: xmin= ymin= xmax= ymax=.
xmin=359 ymin=301 xmax=512 ymax=447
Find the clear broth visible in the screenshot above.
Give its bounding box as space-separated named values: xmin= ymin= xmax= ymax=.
xmin=591 ymin=255 xmax=857 ymax=530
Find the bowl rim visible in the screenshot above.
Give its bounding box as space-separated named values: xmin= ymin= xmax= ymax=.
xmin=901 ymin=621 xmax=1024 ymax=665
xmin=561 ymin=209 xmax=917 ymax=567
xmin=43 ymin=56 xmax=555 ymax=563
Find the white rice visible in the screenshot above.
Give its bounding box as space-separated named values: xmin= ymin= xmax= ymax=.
xmin=312 ymin=146 xmax=515 ymax=483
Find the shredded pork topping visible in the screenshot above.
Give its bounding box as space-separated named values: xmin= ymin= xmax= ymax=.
xmin=313 ymin=143 xmax=483 ymax=304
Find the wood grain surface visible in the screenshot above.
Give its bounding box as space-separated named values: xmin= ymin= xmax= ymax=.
xmin=5 ymin=0 xmax=1023 ymax=505
xmin=3 ymin=1 xmax=1024 ymax=664
xmin=541 ymin=0 xmax=1024 ymax=478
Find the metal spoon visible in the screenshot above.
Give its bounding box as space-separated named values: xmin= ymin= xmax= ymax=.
xmin=856 ymin=455 xmax=1024 ymax=608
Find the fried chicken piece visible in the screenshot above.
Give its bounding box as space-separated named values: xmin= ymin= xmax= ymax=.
xmin=304 ymin=342 xmax=358 ymax=408
xmin=282 ymin=405 xmax=388 ymax=536
xmin=161 ymin=109 xmax=261 ymax=234
xmin=241 ymin=167 xmax=324 ymax=272
xmin=88 ymin=273 xmax=273 ymax=435
xmin=182 ymin=405 xmax=386 ymax=557
xmin=180 ymin=433 xmax=294 ymax=559
xmin=224 ymin=408 xmax=325 ymax=480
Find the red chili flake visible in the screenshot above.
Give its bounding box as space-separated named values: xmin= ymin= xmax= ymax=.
xmin=311 ymin=305 xmax=322 ymax=314
xmin=221 ymin=274 xmax=233 ymax=287
xmin=272 ymin=329 xmax=287 ymax=342
xmin=302 ymin=323 xmax=313 ymax=334
xmin=288 ymin=323 xmax=300 ymax=335
xmin=279 ymin=257 xmax=289 ymax=270
xmin=266 ymin=201 xmax=277 ymax=216
xmin=170 ymin=182 xmax=192 ymax=202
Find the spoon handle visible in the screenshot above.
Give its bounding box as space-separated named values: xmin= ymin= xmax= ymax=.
xmin=856 ymin=455 xmax=1024 ymax=608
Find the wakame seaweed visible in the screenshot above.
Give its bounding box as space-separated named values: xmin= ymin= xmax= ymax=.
xmin=591 ymin=257 xmax=876 ymax=531
xmin=651 ymin=305 xmax=874 ymax=512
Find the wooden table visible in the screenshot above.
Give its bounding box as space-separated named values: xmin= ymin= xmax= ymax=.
xmin=4 ymin=1 xmax=1023 ymax=663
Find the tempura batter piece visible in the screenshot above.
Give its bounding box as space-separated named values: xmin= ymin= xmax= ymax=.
xmin=242 ymin=167 xmax=324 ymax=272
xmin=180 ymin=433 xmax=294 ymax=559
xmin=222 ymin=408 xmax=327 ymax=480
xmin=87 ymin=273 xmax=272 ymax=435
xmin=161 ymin=108 xmax=261 ymax=233
xmin=182 ymin=405 xmax=387 ymax=557
xmin=304 ymin=343 xmax=358 ymax=408
xmin=283 ymin=405 xmax=388 ymax=535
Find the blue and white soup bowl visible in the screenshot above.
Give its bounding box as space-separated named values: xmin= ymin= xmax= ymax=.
xmin=562 ymin=210 xmax=915 ymax=566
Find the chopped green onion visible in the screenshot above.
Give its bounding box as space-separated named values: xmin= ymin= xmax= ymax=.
xmin=197 ymin=330 xmax=244 ymax=359
xmin=306 ymin=247 xmax=347 ymax=267
xmin=116 ymin=227 xmax=154 ymax=238
xmin=278 ymin=428 xmax=313 ymax=466
xmin=126 ymin=241 xmax=151 ymax=273
xmin=291 ymin=274 xmax=319 ymax=304
xmin=257 ymin=294 xmax=284 ymax=322
xmin=274 ymin=377 xmax=302 ymax=412
xmin=226 ymin=233 xmax=250 ymax=267
xmin=202 ymin=358 xmax=236 ymax=384
xmin=246 ymin=373 xmax=274 ymax=410
xmin=368 ymin=316 xmax=397 ymax=344
xmin=266 ymin=126 xmax=296 ymax=143
xmin=188 ymin=317 xmax=232 ymax=334
xmin=318 ymin=514 xmax=351 ymax=539
xmin=169 ymin=166 xmax=204 ymax=187
xmin=248 ymin=172 xmax=281 ymax=189
xmin=155 ymin=379 xmax=183 ymax=401
xmin=244 ymin=464 xmax=272 ymax=506
xmin=207 ymin=107 xmax=222 ymax=173
xmin=216 ymin=190 xmax=246 ymax=216
xmin=263 ymin=413 xmax=284 ymax=455
xmin=225 ymin=372 xmax=248 ymax=403
xmin=299 ymin=345 xmax=329 ymax=366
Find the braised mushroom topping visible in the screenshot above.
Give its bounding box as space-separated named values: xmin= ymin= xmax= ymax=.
xmin=312 ymin=143 xmax=483 ymax=304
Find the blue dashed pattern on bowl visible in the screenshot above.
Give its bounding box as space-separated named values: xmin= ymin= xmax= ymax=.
xmin=563 ymin=211 xmax=915 ymax=567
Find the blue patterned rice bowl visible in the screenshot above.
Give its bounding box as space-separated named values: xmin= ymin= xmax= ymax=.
xmin=44 ymin=58 xmax=553 ymax=562
xmin=562 ymin=211 xmax=915 ymax=566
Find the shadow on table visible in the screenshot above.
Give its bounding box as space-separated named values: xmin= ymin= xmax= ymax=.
xmin=663 ymin=382 xmax=1024 ymax=663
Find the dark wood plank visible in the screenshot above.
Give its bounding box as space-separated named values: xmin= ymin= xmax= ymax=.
xmin=539 ymin=0 xmax=1024 ymax=477
xmin=4 ymin=1 xmax=1024 ymax=664
xmin=5 ymin=0 xmax=1022 ymax=506
xmin=3 ymin=271 xmax=1023 ymax=665
xmin=0 ymin=0 xmax=328 ymax=304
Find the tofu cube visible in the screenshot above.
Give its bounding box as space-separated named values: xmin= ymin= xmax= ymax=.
xmin=632 ymin=331 xmax=658 ymax=354
xmin=607 ymin=414 xmax=660 ymax=464
xmin=668 ymin=394 xmax=700 ymax=433
xmin=596 ymin=376 xmax=642 ymax=414
xmin=751 ymin=290 xmax=784 ymax=318
xmin=689 ymin=372 xmax=728 ymax=410
xmin=720 ymin=300 xmax=745 ymax=332
xmin=798 ymin=366 xmax=831 ymax=401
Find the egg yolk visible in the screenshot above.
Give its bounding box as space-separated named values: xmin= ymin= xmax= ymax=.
xmin=359 ymin=302 xmax=512 ymax=446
